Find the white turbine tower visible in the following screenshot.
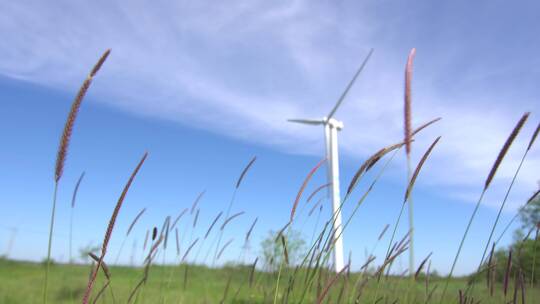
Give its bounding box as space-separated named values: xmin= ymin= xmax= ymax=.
xmin=288 ymin=49 xmax=373 ymax=272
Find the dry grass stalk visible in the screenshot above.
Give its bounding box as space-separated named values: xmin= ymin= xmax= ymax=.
xmin=92 ymin=280 xmax=110 ymax=304
xmin=175 ymin=228 xmax=180 ymax=256
xmin=503 ymin=249 xmax=513 ymax=297
xmin=245 ymin=217 xmax=258 ymax=243
xmin=82 ymin=152 xmax=148 ymax=304
xmin=217 ymin=238 xmax=234 ymax=260
xmin=316 ymin=264 xmax=349 ymax=304
xmin=220 ymin=275 xmax=233 ymax=304
xmin=71 ymin=172 xmax=86 ymax=208
xmin=307 ymin=183 xmax=332 ymax=203
xmin=484 ymin=112 xmax=530 ymax=190
xmin=143 ymin=229 xmax=149 ymax=251
xmin=404 ymin=136 xmax=441 ymax=201
xmin=249 ymin=257 xmax=258 ymax=287
xmin=236 ymin=156 xmax=257 ymax=189
xmin=126 ymin=208 xmax=146 ymax=236
xmin=163 ymin=216 xmax=171 ymax=249
xmin=181 ymin=238 xmax=199 ymax=262
xmin=190 ymin=190 xmax=205 ymax=214
xmin=280 ymin=235 xmax=289 ymax=265
xmin=220 ymin=211 xmax=245 ymax=230
xmin=487 ymin=242 xmax=495 ymax=291
xmin=411 ymin=117 xmax=442 ymax=137
xmin=193 ymin=209 xmax=200 ymax=228
xmin=275 ymin=222 xmax=291 ymax=241
xmin=205 ymin=211 xmax=223 ymax=239
xmin=290 ymin=158 xmax=326 ymax=222
xmin=170 ymin=208 xmax=188 ymax=231
xmin=308 ymin=198 xmax=324 ymax=216
xmin=377 ymin=224 xmax=390 ymax=241
xmin=404 ymin=48 xmax=416 ymax=156
xmin=55 ymin=49 xmax=111 ymax=182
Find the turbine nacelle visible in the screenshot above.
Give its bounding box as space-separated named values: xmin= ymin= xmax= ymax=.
xmin=287 ymin=117 xmax=344 ymax=130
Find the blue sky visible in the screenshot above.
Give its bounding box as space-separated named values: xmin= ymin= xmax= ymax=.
xmin=0 ymin=0 xmax=539 ymax=275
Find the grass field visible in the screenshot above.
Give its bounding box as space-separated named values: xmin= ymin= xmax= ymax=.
xmin=1 ymin=258 xmax=538 ymax=303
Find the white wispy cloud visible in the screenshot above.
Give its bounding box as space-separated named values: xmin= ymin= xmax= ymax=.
xmin=1 ymin=0 xmax=538 ymax=210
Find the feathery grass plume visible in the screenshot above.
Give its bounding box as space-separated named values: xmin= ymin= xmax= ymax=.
xmin=220 ymin=211 xmax=245 ymax=230
xmin=347 ymin=148 xmax=386 ymax=195
xmin=175 ymin=228 xmax=180 ymax=256
xmin=245 ymin=217 xmax=258 ymax=243
xmin=308 ymin=197 xmax=324 ymax=216
xmin=378 ymin=224 xmax=390 ymax=241
xmin=290 ymin=158 xmax=327 ymax=222
xmin=307 ymin=183 xmax=332 ymax=203
xmin=403 ymin=48 xmax=417 ymax=278
xmin=45 ymin=49 xmax=111 ymax=304
xmin=82 ymin=152 xmax=147 ymax=304
xmin=170 ymin=208 xmax=188 ymax=231
xmin=404 ymin=136 xmax=441 ymax=201
xmin=485 ymin=112 xmax=530 ymax=190
xmin=503 ymin=249 xmax=513 ymax=297
xmin=69 ymin=171 xmax=85 ymax=264
xmin=217 ymin=238 xmax=234 ymax=260
xmin=440 ymin=116 xmax=526 ymax=298
xmin=414 ymin=252 xmax=432 ymax=279
xmin=143 ymin=229 xmax=149 ymax=251
xmin=152 ymin=226 xmax=157 ymax=241
xmin=163 ymin=216 xmax=171 ymax=249
xmin=190 ymin=190 xmax=205 ymax=214
xmin=466 ymin=115 xmax=533 ymax=296
xmin=236 ymin=156 xmax=257 ymax=189
xmin=205 ymin=211 xmax=223 ymax=239
xmin=71 ymin=172 xmax=86 ymax=208
xmin=181 ymin=238 xmax=199 ymax=262
xmin=193 ymin=209 xmax=200 ymax=228
xmin=316 ymin=264 xmax=349 ymax=304
xmin=527 ymin=121 xmax=540 ymax=151
xmin=55 ymin=50 xmax=111 ymax=183
xmin=404 ymin=48 xmax=416 ymax=155
xmin=126 ymin=208 xmax=146 ymax=237
xmin=347 ymin=141 xmax=406 ymax=195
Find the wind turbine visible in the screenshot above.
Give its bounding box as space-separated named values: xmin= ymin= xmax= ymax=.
xmin=288 ymin=49 xmax=373 ymax=272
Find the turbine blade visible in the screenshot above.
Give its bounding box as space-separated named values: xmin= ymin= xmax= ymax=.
xmin=287 ymin=119 xmax=324 ymax=125
xmin=327 ymin=48 xmax=374 ymax=119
